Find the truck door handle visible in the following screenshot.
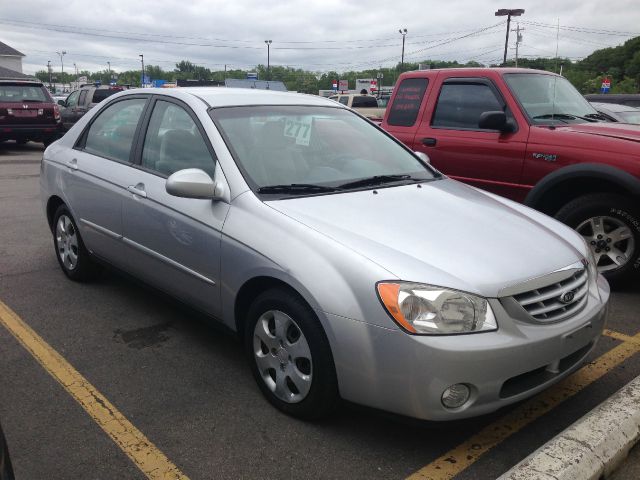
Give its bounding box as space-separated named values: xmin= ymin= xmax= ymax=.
xmin=65 ymin=158 xmax=78 ymax=170
xmin=421 ymin=137 xmax=437 ymax=147
xmin=127 ymin=183 xmax=147 ymax=198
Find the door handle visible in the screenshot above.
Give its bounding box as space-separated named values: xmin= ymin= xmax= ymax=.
xmin=66 ymin=158 xmax=78 ymax=170
xmin=127 ymin=183 xmax=147 ymax=198
xmin=421 ymin=137 xmax=437 ymax=147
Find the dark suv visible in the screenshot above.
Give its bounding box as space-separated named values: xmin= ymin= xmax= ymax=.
xmin=59 ymin=85 xmax=126 ymax=130
xmin=0 ymin=80 xmax=63 ymax=146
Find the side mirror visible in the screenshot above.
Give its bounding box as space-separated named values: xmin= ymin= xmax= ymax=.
xmin=478 ymin=111 xmax=513 ymax=132
xmin=414 ymin=151 xmax=431 ymax=164
xmin=166 ymin=168 xmax=225 ymax=200
xmin=57 ymin=100 xmax=66 ymax=107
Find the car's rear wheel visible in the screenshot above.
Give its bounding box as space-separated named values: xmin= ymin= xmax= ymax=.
xmin=555 ymin=194 xmax=640 ymax=284
xmin=52 ymin=205 xmax=101 ymax=281
xmin=245 ymin=288 xmax=339 ymax=420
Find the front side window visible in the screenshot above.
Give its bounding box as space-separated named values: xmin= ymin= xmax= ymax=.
xmin=338 ymin=96 xmax=349 ymax=105
xmin=78 ymin=90 xmax=88 ymax=106
xmin=432 ymin=82 xmax=507 ymax=129
xmin=211 ymin=106 xmax=435 ymax=195
xmin=504 ymin=73 xmax=599 ymax=123
xmin=65 ymin=90 xmax=80 ymax=108
xmin=83 ymin=98 xmax=146 ymax=162
xmin=141 ymin=100 xmax=215 ymax=177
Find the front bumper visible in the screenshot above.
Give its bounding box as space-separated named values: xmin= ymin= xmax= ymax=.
xmin=325 ymin=274 xmax=609 ymax=421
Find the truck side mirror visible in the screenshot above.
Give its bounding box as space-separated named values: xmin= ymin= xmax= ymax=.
xmin=478 ymin=111 xmax=513 ymax=132
xmin=57 ymin=100 xmax=66 ymax=107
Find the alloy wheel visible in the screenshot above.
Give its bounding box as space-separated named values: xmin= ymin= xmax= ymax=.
xmin=55 ymin=214 xmax=79 ymax=271
xmin=577 ymin=215 xmax=635 ymax=273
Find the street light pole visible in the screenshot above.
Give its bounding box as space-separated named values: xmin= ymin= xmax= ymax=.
xmin=47 ymin=60 xmax=52 ymax=89
xmin=264 ymin=40 xmax=272 ymax=80
xmin=399 ymin=28 xmax=407 ymax=72
xmin=73 ymin=62 xmax=78 ymax=89
xmin=107 ymin=61 xmax=111 ymax=84
xmin=139 ymin=54 xmax=145 ymax=87
xmin=495 ymin=8 xmax=524 ymax=66
xmin=56 ymin=50 xmax=66 ymax=89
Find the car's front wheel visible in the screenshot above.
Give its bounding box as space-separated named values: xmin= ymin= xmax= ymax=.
xmin=52 ymin=205 xmax=101 ymax=281
xmin=555 ymin=193 xmax=640 ymax=284
xmin=245 ymin=288 xmax=339 ymax=420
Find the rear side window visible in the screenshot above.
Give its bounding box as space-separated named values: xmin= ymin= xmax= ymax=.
xmin=387 ymin=78 xmax=429 ymax=127
xmin=83 ymin=98 xmax=146 ymax=163
xmin=352 ymin=96 xmax=378 ymax=108
xmin=338 ymin=96 xmax=349 ymax=105
xmin=432 ymin=83 xmax=505 ymax=129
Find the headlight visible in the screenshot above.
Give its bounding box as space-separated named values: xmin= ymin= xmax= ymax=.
xmin=377 ymin=282 xmax=497 ymax=335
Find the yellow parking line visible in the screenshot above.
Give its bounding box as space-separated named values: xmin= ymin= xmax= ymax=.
xmin=604 ymin=329 xmax=640 ymax=346
xmin=0 ymin=300 xmax=189 ymax=480
xmin=407 ymin=330 xmax=640 ymax=480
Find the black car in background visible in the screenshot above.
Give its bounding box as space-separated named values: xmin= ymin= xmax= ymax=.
xmin=0 ymin=80 xmax=64 ymax=146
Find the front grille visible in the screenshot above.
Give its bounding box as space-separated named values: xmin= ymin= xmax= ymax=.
xmin=512 ymin=267 xmax=589 ymax=323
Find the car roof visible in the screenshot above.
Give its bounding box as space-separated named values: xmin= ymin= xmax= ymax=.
xmin=590 ymin=102 xmax=638 ymax=113
xmin=129 ymin=87 xmax=344 ymax=108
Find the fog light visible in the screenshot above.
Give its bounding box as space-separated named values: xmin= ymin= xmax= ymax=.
xmin=441 ymin=383 xmax=470 ymax=409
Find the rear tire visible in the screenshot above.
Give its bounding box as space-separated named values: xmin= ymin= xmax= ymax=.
xmin=52 ymin=205 xmax=102 ymax=281
xmin=245 ymin=288 xmax=339 ymax=420
xmin=555 ymin=194 xmax=640 ymax=284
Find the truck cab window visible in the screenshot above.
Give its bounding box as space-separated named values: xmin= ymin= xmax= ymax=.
xmin=432 ymin=83 xmax=511 ymax=130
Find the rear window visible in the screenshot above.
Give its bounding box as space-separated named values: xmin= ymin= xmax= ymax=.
xmin=0 ymin=84 xmax=49 ymax=103
xmin=91 ymin=88 xmax=121 ymax=104
xmin=351 ymin=96 xmax=378 ymax=108
xmin=387 ymin=78 xmax=429 ymax=127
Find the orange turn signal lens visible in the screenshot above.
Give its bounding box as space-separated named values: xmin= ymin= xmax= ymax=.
xmin=377 ymin=282 xmax=417 ymax=333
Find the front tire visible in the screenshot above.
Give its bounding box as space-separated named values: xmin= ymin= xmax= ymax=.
xmin=245 ymin=288 xmax=339 ymax=420
xmin=555 ymin=194 xmax=640 ymax=284
xmin=52 ymin=205 xmax=101 ymax=281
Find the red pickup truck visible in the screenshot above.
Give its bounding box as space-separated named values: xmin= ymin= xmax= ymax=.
xmin=382 ymin=68 xmax=640 ymax=284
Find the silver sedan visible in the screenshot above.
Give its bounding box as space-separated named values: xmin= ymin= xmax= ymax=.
xmin=40 ymin=88 xmax=610 ymax=421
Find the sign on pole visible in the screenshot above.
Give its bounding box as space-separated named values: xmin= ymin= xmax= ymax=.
xmin=332 ymin=79 xmax=338 ymax=91
xmin=601 ymin=77 xmax=611 ymax=93
xmin=338 ymin=79 xmax=348 ymax=91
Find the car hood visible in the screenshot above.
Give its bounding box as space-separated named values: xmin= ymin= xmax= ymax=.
xmin=555 ymin=122 xmax=640 ymax=143
xmin=265 ymin=179 xmax=585 ymax=298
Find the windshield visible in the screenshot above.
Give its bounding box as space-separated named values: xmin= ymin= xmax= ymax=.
xmin=618 ymin=110 xmax=640 ymax=124
xmin=0 ymin=83 xmax=49 ymax=103
xmin=211 ymin=105 xmax=435 ymax=195
xmin=504 ymin=73 xmax=598 ymax=124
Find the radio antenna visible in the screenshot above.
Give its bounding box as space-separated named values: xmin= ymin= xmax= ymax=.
xmin=552 ymin=18 xmax=560 ymax=122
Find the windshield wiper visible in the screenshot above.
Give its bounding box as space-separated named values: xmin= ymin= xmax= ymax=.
xmin=583 ymin=113 xmax=607 ymax=121
xmin=532 ymin=113 xmax=598 ymax=123
xmin=337 ymin=174 xmax=419 ymax=190
xmin=257 ymin=183 xmax=340 ymax=194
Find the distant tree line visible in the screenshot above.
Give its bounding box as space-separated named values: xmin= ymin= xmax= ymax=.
xmin=33 ymin=36 xmax=640 ymax=94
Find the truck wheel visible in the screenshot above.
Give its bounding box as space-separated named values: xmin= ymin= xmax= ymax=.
xmin=555 ymin=194 xmax=640 ymax=284
xmin=245 ymin=288 xmax=339 ymax=420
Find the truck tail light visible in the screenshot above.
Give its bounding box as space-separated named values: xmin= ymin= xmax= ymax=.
xmin=53 ymin=105 xmax=61 ymax=121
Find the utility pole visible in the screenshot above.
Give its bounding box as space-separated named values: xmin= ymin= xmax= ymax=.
xmin=511 ymin=23 xmax=524 ymax=67
xmin=399 ymin=28 xmax=407 ymax=72
xmin=139 ymin=54 xmax=145 ymax=87
xmin=264 ymin=40 xmax=272 ymax=80
xmin=73 ymin=63 xmax=78 ymax=89
xmin=107 ymin=61 xmax=111 ymax=84
xmin=495 ymin=9 xmax=524 ymax=66
xmin=47 ymin=60 xmax=52 ymax=90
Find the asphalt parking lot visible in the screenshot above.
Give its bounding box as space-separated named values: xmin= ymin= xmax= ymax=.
xmin=1 ymin=141 xmax=639 ymax=480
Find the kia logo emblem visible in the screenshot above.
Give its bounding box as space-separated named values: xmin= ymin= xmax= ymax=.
xmin=559 ymin=291 xmax=575 ymax=304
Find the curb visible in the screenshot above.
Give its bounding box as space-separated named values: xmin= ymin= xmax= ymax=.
xmin=498 ymin=375 xmax=640 ymax=480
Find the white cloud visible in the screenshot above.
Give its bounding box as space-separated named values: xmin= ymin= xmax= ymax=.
xmin=2 ymin=0 xmax=639 ymax=75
